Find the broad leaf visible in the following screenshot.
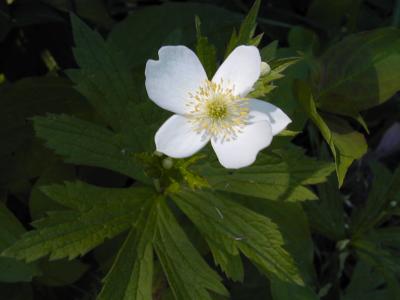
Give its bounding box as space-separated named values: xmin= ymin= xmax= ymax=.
xmin=172 ymin=189 xmax=304 ymax=285
xmin=196 ymin=146 xmax=334 ymax=201
xmin=313 ymin=27 xmax=400 ymax=116
xmin=3 ymin=182 xmax=155 ymax=262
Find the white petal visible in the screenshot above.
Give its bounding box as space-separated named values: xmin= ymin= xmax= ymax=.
xmin=145 ymin=46 xmax=207 ymax=114
xmin=211 ymin=121 xmax=273 ymax=169
xmin=248 ymin=99 xmax=292 ymax=135
xmin=212 ymin=45 xmax=261 ymax=97
xmin=155 ymin=115 xmax=210 ymax=158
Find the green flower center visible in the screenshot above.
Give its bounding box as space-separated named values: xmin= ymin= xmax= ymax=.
xmin=206 ymin=97 xmax=228 ymax=120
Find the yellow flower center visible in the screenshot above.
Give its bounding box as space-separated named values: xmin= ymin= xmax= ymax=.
xmin=186 ymin=79 xmax=249 ymax=141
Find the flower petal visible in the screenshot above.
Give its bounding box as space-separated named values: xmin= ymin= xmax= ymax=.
xmin=212 ymin=45 xmax=261 ymax=97
xmin=155 ymin=115 xmax=210 ymax=158
xmin=211 ymin=121 xmax=273 ymax=169
xmin=248 ymin=99 xmax=292 ymax=135
xmin=145 ymin=46 xmax=207 ymax=114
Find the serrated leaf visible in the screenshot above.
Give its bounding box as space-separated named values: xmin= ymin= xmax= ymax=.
xmin=172 ymin=189 xmax=304 ymax=285
xmin=98 ymin=199 xmax=157 ymax=300
xmin=3 ymin=182 xmax=156 ymax=262
xmin=295 ymin=80 xmax=367 ymax=186
xmin=68 ymin=14 xmax=137 ymax=130
xmin=196 ymin=147 xmax=334 ymax=202
xmin=225 ymin=0 xmax=261 ymax=57
xmin=154 ymin=200 xmax=228 ymax=300
xmin=33 ymin=114 xmax=148 ymax=184
xmin=248 ymin=57 xmax=300 ymax=99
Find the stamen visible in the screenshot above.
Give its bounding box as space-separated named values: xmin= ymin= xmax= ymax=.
xmin=186 ymin=79 xmax=249 ymax=141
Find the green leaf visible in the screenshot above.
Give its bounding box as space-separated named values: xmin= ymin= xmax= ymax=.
xmin=225 ymin=0 xmax=261 ymax=57
xmin=248 ymin=57 xmax=300 ymax=99
xmin=154 ymin=200 xmax=228 ymax=300
xmin=195 ymin=16 xmax=217 ymax=78
xmin=288 ymin=26 xmax=319 ymax=53
xmin=196 ymin=146 xmax=334 ymax=201
xmin=271 ymin=279 xmax=319 ymax=300
xmin=304 ymin=173 xmax=346 ymax=241
xmin=313 ymin=27 xmax=400 ymax=116
xmin=68 ymin=14 xmax=137 ymax=130
xmin=109 ymin=3 xmax=241 ymax=68
xmin=3 ymin=182 xmax=155 ymax=262
xmin=0 ymin=203 xmax=39 ymax=282
xmin=98 ymin=200 xmax=157 ymax=300
xmin=351 ymin=162 xmax=400 ymax=235
xmin=294 ymin=80 xmax=367 ymax=186
xmin=172 ymin=189 xmax=304 ymax=285
xmin=36 ymin=259 xmax=89 ymax=286
xmin=33 ymin=114 xmax=148 ymax=184
xmin=260 ymin=40 xmax=279 ymax=62
xmin=0 ymin=76 xmax=90 ymax=187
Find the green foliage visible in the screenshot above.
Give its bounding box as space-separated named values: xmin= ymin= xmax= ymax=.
xmin=172 ymin=189 xmax=303 ymax=285
xmin=3 ymin=1 xmax=400 ymax=299
xmin=33 ymin=114 xmax=148 ymax=183
xmin=295 ymin=80 xmax=367 ymax=186
xmin=3 ymin=182 xmax=155 ymax=262
xmin=0 ymin=203 xmax=39 ymax=282
xmin=313 ymin=27 xmax=400 ymax=117
xmin=225 ymin=0 xmax=262 ymax=57
xmin=195 ymin=16 xmax=217 ymax=78
xmin=196 ymin=146 xmax=334 ymax=201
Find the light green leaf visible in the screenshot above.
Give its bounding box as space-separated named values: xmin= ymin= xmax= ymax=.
xmin=196 ymin=147 xmax=334 ymax=201
xmin=98 ymin=199 xmax=157 ymax=300
xmin=225 ymin=0 xmax=261 ymax=57
xmin=295 ymin=80 xmax=367 ymax=186
xmin=314 ymin=27 xmax=400 ymax=116
xmin=154 ymin=200 xmax=228 ymax=300
xmin=172 ymin=189 xmax=304 ymax=285
xmin=3 ymin=182 xmax=155 ymax=262
xmin=33 ymin=114 xmax=148 ymax=183
xmin=248 ymin=57 xmax=300 ymax=99
xmin=0 ymin=203 xmax=39 ymax=282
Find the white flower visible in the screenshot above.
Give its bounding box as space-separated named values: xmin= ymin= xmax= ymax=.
xmin=145 ymin=45 xmax=291 ymax=169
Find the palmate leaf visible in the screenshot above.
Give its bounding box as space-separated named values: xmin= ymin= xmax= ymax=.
xmin=172 ymin=189 xmax=304 ymax=285
xmin=196 ymin=146 xmax=334 ymax=201
xmin=33 ymin=114 xmax=149 ymax=184
xmin=3 ymin=182 xmax=155 ymax=262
